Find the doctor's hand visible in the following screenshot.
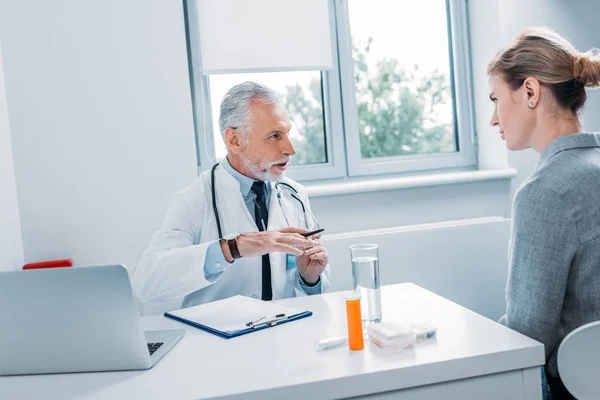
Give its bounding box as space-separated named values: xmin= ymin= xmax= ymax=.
xmin=280 ymin=228 xmax=328 ymax=285
xmin=235 ymin=231 xmax=317 ymax=259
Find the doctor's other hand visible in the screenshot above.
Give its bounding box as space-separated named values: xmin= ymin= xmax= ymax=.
xmin=280 ymin=228 xmax=328 ymax=285
xmin=235 ymin=231 xmax=316 ymax=259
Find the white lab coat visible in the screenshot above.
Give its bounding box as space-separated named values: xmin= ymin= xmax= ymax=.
xmin=132 ymin=164 xmax=331 ymax=315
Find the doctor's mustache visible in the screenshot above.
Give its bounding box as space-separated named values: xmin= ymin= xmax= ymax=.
xmin=261 ymin=157 xmax=291 ymax=171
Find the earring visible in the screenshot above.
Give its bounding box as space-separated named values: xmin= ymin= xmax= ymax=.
xmin=528 ymin=101 xmax=534 ymax=108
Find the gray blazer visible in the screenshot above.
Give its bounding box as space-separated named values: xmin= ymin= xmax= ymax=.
xmin=499 ymin=133 xmax=600 ymax=378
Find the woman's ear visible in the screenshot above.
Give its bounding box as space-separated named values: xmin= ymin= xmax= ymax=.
xmin=224 ymin=128 xmax=243 ymax=154
xmin=523 ymin=77 xmax=541 ymax=108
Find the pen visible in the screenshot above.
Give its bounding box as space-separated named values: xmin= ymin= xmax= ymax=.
xmin=301 ymin=228 xmax=325 ymax=237
xmin=246 ymin=314 xmax=287 ymax=328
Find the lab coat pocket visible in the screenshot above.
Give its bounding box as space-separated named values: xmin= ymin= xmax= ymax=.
xmin=286 ymin=253 xmax=297 ymax=270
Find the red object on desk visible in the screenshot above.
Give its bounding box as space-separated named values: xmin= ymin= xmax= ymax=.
xmin=23 ymin=259 xmax=73 ymax=270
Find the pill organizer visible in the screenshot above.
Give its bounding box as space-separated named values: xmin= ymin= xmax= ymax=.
xmin=367 ymin=322 xmax=416 ymax=352
xmin=410 ymin=323 xmax=438 ymax=341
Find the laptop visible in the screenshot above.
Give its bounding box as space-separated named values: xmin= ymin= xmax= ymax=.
xmin=0 ymin=264 xmax=184 ymax=376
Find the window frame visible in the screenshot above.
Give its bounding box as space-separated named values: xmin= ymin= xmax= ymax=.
xmin=184 ymin=0 xmax=477 ymax=181
xmin=334 ymin=0 xmax=477 ymax=177
xmin=184 ymin=0 xmax=347 ymax=180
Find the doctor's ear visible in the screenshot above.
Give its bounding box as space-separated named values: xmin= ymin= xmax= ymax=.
xmin=224 ymin=127 xmax=244 ymax=154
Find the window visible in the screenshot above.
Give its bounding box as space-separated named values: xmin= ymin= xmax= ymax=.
xmin=337 ymin=0 xmax=475 ymax=176
xmin=185 ymin=0 xmax=475 ymax=181
xmin=348 ymin=0 xmax=457 ymax=159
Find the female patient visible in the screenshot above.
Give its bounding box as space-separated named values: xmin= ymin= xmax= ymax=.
xmin=488 ymin=27 xmax=600 ymax=399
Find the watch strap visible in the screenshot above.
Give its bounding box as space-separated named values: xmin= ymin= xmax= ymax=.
xmin=228 ymin=236 xmax=242 ymax=260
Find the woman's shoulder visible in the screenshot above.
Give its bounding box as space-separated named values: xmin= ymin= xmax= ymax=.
xmin=517 ymin=147 xmax=600 ymax=204
xmin=514 ymin=175 xmax=559 ymax=209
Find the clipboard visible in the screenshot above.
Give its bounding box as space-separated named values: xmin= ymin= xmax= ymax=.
xmin=164 ymin=295 xmax=313 ymax=339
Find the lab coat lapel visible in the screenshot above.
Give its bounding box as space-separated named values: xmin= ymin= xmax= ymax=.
xmin=215 ymin=165 xmax=256 ymax=234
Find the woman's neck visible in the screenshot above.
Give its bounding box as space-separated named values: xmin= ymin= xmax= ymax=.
xmin=530 ymin=113 xmax=583 ymax=154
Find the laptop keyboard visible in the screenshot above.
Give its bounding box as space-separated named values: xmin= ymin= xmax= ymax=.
xmin=147 ymin=342 xmax=164 ymax=356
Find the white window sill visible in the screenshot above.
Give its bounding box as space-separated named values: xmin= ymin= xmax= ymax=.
xmin=304 ymin=168 xmax=517 ymax=198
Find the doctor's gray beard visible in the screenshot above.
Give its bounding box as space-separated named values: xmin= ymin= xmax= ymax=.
xmin=241 ymin=154 xmax=285 ymax=182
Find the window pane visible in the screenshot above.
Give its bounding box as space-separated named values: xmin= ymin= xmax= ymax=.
xmin=208 ymin=71 xmax=327 ymax=165
xmin=347 ymin=0 xmax=457 ymax=159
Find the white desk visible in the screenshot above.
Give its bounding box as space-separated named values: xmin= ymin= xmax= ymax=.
xmin=0 ymin=283 xmax=544 ymax=400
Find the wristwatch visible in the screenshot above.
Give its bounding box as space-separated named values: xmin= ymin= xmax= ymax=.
xmin=219 ymin=232 xmax=242 ymax=262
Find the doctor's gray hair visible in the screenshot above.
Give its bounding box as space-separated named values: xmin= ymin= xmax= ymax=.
xmin=219 ymin=81 xmax=285 ymax=138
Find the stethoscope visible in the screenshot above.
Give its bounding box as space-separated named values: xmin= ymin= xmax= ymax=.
xmin=211 ymin=163 xmax=319 ymax=238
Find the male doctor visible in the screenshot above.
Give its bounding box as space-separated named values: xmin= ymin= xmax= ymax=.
xmin=133 ymin=82 xmax=330 ymax=313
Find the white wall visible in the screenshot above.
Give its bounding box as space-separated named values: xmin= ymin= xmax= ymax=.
xmin=0 ymin=41 xmax=23 ymax=271
xmin=309 ymin=179 xmax=512 ymax=234
xmin=3 ymin=0 xmax=600 ymax=276
xmin=0 ymin=0 xmax=198 ymax=270
xmin=0 ymin=0 xmax=516 ymax=271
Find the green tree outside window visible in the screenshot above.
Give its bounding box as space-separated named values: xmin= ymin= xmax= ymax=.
xmin=284 ymin=38 xmax=456 ymax=165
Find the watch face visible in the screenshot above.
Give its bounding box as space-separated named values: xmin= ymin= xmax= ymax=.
xmin=223 ymin=232 xmax=240 ymax=240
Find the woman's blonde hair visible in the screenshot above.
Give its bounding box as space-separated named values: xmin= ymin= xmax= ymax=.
xmin=488 ymin=27 xmax=600 ymax=113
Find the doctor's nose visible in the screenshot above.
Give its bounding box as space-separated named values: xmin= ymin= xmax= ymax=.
xmin=282 ymin=135 xmax=296 ymax=156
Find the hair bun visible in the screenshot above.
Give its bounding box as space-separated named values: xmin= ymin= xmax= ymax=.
xmin=573 ymin=50 xmax=600 ymax=88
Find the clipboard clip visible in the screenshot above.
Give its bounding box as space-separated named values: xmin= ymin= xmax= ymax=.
xmin=246 ymin=313 xmax=287 ymax=329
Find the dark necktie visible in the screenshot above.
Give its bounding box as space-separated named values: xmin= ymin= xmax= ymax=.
xmin=251 ymin=181 xmax=272 ymax=301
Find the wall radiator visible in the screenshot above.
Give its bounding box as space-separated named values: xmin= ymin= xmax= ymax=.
xmin=321 ymin=216 xmax=511 ymax=320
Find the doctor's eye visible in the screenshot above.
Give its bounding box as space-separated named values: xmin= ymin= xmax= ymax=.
xmin=270 ymin=133 xmax=282 ymax=140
